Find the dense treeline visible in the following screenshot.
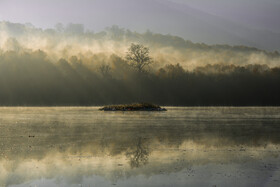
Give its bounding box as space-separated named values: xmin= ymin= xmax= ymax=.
xmin=1 ymin=21 xmax=279 ymax=106
xmin=1 ymin=21 xmax=280 ymax=70
xmin=0 ymin=50 xmax=279 ymax=106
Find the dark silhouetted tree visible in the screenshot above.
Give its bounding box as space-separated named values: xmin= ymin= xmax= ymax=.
xmin=99 ymin=64 xmax=111 ymax=78
xmin=125 ymin=43 xmax=152 ymax=72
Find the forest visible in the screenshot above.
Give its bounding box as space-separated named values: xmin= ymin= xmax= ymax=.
xmin=0 ymin=22 xmax=279 ymax=106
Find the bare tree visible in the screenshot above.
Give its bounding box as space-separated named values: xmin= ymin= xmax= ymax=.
xmin=126 ymin=137 xmax=149 ymax=168
xmin=125 ymin=43 xmax=152 ymax=72
xmin=99 ymin=64 xmax=111 ymax=77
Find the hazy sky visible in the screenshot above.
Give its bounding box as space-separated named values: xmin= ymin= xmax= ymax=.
xmin=0 ymin=0 xmax=279 ymax=50
xmin=178 ymin=0 xmax=280 ymax=31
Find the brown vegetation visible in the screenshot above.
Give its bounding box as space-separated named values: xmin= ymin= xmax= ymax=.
xmin=0 ymin=22 xmax=280 ymax=106
xmin=99 ymin=103 xmax=166 ymax=111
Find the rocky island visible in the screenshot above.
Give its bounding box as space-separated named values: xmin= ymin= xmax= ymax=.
xmin=99 ymin=103 xmax=167 ymax=111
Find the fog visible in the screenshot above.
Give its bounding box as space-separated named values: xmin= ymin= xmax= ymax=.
xmin=0 ymin=107 xmax=279 ymax=186
xmin=0 ymin=21 xmax=279 ymax=106
xmin=1 ymin=0 xmax=279 ymax=50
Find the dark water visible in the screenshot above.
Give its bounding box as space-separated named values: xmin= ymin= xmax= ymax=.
xmin=0 ymin=107 xmax=279 ymax=187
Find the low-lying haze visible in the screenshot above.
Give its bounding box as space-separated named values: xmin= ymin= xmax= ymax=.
xmin=0 ymin=0 xmax=279 ymax=50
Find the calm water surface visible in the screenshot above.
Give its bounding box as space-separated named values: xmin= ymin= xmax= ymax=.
xmin=0 ymin=107 xmax=280 ymax=187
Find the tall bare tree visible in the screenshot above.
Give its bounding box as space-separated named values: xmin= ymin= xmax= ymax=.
xmin=125 ymin=43 xmax=152 ymax=72
xmin=99 ymin=64 xmax=111 ymax=77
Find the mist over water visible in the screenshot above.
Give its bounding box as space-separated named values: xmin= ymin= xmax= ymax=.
xmin=0 ymin=107 xmax=279 ymax=187
xmin=1 ymin=1 xmax=279 ymax=186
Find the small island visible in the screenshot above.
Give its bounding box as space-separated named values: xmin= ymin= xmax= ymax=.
xmin=99 ymin=103 xmax=167 ymax=111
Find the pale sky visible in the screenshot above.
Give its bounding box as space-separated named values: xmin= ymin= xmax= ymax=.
xmin=0 ymin=0 xmax=279 ymax=50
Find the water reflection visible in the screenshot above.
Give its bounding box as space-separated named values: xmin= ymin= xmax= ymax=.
xmin=0 ymin=107 xmax=279 ymax=187
xmin=126 ymin=137 xmax=149 ymax=168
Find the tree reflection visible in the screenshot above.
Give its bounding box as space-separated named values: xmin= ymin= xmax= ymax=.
xmin=126 ymin=137 xmax=149 ymax=168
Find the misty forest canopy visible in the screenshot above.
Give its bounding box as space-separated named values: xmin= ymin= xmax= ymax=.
xmin=0 ymin=21 xmax=280 ymax=106
xmin=126 ymin=43 xmax=152 ymax=72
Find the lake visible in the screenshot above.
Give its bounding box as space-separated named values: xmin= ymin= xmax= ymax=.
xmin=0 ymin=107 xmax=279 ymax=187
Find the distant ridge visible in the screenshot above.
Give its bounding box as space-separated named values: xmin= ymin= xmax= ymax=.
xmin=0 ymin=0 xmax=279 ymax=50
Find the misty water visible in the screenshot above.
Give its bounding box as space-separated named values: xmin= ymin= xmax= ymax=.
xmin=0 ymin=107 xmax=280 ymax=187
